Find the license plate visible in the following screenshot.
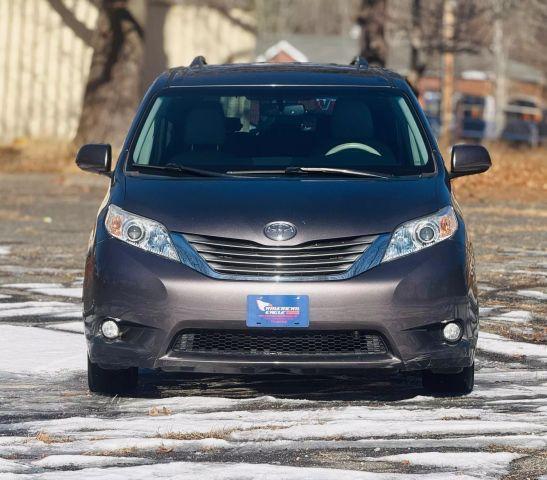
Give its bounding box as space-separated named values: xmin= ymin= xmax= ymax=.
xmin=247 ymin=295 xmax=309 ymax=328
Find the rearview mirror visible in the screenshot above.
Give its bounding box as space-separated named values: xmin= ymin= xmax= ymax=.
xmin=76 ymin=144 xmax=112 ymax=176
xmin=450 ymin=144 xmax=491 ymax=178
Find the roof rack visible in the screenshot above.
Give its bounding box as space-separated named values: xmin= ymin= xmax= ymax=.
xmin=190 ymin=55 xmax=207 ymax=68
xmin=350 ymin=56 xmax=369 ymax=70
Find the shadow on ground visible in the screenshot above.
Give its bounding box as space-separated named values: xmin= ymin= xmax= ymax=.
xmin=135 ymin=370 xmax=426 ymax=402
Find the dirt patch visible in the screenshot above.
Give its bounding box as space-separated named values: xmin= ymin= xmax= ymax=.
xmin=0 ymin=139 xmax=77 ymax=173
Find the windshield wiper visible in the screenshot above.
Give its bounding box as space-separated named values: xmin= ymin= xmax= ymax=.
xmin=228 ymin=167 xmax=392 ymax=179
xmin=130 ymin=163 xmax=235 ymax=178
xmin=285 ymin=167 xmax=392 ymax=179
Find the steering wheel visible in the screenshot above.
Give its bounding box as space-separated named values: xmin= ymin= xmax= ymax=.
xmin=325 ymin=142 xmax=381 ymax=157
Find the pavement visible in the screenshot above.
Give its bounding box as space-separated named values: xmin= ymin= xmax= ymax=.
xmin=0 ymin=173 xmax=545 ymax=479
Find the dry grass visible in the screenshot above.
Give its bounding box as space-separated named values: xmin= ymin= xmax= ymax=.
xmin=34 ymin=431 xmax=73 ymax=444
xmin=158 ymin=427 xmax=239 ymax=441
xmin=158 ymin=424 xmax=288 ymax=441
xmin=0 ymin=138 xmax=77 ymax=173
xmin=440 ymin=415 xmax=482 ymax=421
xmin=148 ymin=406 xmax=172 ymax=416
xmin=487 ymin=444 xmax=547 ymax=457
xmin=482 ymin=322 xmax=547 ymax=345
xmin=90 ymin=447 xmax=138 ymax=457
xmin=155 ymin=443 xmax=175 ymax=455
xmin=449 ymin=143 xmax=547 ymax=203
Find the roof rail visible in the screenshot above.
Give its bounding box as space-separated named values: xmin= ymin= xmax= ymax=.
xmin=350 ymin=56 xmax=369 ymax=70
xmin=190 ymin=55 xmax=207 ymax=68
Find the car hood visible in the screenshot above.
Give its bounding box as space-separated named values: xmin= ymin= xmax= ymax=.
xmin=122 ymin=176 xmax=443 ymax=244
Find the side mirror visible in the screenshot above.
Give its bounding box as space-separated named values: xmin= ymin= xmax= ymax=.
xmin=76 ymin=144 xmax=112 ymax=176
xmin=450 ymin=144 xmax=491 ymax=179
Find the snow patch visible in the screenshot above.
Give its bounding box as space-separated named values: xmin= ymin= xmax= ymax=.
xmin=0 ymin=457 xmax=28 ymax=473
xmin=33 ymin=454 xmax=148 ymax=469
xmin=0 ymin=246 xmax=10 ymax=256
xmin=44 ymin=322 xmax=84 ymax=334
xmin=478 ymin=332 xmax=547 ymax=362
xmin=479 ymin=306 xmax=498 ymax=315
xmin=368 ymin=451 xmax=521 ymax=477
xmin=486 ymin=310 xmax=534 ymax=323
xmin=0 ymin=265 xmax=81 ymax=275
xmin=1 ymin=460 xmax=481 ymax=480
xmin=516 ymin=289 xmax=547 ymax=301
xmin=0 ymin=301 xmax=81 ymax=319
xmin=3 ymin=283 xmax=82 ymax=299
xmin=513 ymin=269 xmax=547 ymax=277
xmin=0 ymin=325 xmax=86 ymax=373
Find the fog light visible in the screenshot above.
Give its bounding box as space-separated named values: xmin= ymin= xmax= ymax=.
xmin=101 ymin=319 xmax=120 ymax=339
xmin=442 ymin=322 xmax=463 ymax=342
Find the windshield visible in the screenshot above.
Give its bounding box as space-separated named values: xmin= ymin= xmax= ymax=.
xmin=129 ymin=88 xmax=434 ymax=177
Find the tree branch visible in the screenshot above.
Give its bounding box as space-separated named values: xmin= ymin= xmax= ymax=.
xmin=204 ymin=1 xmax=257 ymax=34
xmin=46 ymin=0 xmax=95 ymax=46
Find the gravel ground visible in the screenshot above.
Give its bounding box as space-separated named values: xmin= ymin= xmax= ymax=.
xmin=0 ymin=173 xmax=545 ymax=480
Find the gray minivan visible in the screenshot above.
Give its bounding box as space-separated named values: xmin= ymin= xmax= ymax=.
xmin=76 ymin=58 xmax=491 ymax=395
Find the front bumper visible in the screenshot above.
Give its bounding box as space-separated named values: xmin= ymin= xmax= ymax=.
xmin=84 ymin=232 xmax=478 ymax=374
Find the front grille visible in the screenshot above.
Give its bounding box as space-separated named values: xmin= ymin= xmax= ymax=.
xmin=171 ymin=330 xmax=388 ymax=357
xmin=183 ymin=233 xmax=377 ymax=278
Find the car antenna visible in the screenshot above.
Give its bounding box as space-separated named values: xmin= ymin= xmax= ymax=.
xmin=350 ymin=56 xmax=369 ymax=70
xmin=190 ymin=55 xmax=207 ymax=68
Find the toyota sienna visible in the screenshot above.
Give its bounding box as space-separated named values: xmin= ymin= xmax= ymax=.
xmin=76 ymin=57 xmax=491 ymax=395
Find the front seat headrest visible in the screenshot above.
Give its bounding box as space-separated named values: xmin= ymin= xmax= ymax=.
xmin=331 ymin=100 xmax=374 ymax=141
xmin=184 ymin=104 xmax=226 ymax=146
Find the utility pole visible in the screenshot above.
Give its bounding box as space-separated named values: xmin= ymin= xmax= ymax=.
xmin=493 ymin=0 xmax=507 ymax=140
xmin=440 ymin=0 xmax=456 ymax=146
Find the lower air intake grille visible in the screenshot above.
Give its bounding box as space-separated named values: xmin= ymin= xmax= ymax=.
xmin=171 ymin=330 xmax=388 ymax=357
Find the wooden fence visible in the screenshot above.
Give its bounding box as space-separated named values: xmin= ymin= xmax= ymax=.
xmin=0 ymin=0 xmax=97 ymax=143
xmin=0 ymin=0 xmax=256 ymax=144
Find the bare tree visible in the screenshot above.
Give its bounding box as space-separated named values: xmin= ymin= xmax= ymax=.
xmin=356 ymin=0 xmax=387 ymax=66
xmin=46 ymin=0 xmax=95 ymax=45
xmin=74 ymin=0 xmax=145 ymax=149
xmin=391 ymin=0 xmax=492 ymax=88
xmin=70 ymin=0 xmax=256 ymax=149
xmin=255 ymin=0 xmax=359 ymax=36
xmin=407 ymin=0 xmax=426 ymax=87
xmin=45 ymin=0 xmax=145 ymax=149
xmin=503 ymin=0 xmax=547 ymax=79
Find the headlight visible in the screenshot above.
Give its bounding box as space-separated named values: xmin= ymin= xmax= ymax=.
xmin=105 ymin=205 xmax=179 ymax=261
xmin=382 ymin=206 xmax=458 ymax=263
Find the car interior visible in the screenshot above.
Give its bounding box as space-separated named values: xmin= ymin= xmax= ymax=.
xmin=132 ymin=91 xmax=432 ymax=175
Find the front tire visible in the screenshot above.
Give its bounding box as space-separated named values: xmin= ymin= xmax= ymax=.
xmin=422 ymin=363 xmax=474 ymax=395
xmin=87 ymin=356 xmax=138 ymax=394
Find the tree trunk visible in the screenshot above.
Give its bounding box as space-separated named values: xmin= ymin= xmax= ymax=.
xmin=74 ymin=0 xmax=145 ymax=150
xmin=407 ymin=0 xmax=426 ymax=94
xmin=356 ymin=0 xmax=387 ymax=67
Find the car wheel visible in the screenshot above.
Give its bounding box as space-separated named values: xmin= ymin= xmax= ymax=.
xmin=87 ymin=356 xmax=138 ymax=394
xmin=422 ymin=363 xmax=474 ymax=395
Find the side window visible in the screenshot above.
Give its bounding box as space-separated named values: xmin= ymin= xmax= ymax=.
xmin=133 ymin=98 xmax=164 ymax=165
